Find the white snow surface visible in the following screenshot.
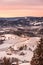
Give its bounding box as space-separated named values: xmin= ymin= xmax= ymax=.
xmin=0 ymin=34 xmax=40 ymax=65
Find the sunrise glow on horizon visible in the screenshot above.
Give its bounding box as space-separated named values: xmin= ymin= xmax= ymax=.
xmin=0 ymin=0 xmax=43 ymax=17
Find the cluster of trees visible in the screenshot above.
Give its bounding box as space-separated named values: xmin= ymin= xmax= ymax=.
xmin=31 ymin=37 xmax=43 ymax=65
xmin=2 ymin=57 xmax=19 ymax=65
xmin=3 ymin=57 xmax=11 ymax=65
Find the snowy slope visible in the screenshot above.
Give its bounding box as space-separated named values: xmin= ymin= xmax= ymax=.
xmin=0 ymin=34 xmax=40 ymax=65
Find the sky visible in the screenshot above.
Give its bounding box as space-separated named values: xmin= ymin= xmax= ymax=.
xmin=0 ymin=0 xmax=43 ymax=17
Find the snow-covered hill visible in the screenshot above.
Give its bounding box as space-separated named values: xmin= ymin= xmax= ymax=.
xmin=0 ymin=34 xmax=40 ymax=65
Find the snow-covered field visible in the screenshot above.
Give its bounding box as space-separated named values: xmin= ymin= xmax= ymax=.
xmin=0 ymin=34 xmax=40 ymax=65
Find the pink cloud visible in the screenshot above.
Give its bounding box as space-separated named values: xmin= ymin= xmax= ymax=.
xmin=0 ymin=0 xmax=43 ymax=17
xmin=0 ymin=0 xmax=43 ymax=6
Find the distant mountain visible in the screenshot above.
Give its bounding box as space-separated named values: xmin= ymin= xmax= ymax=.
xmin=0 ymin=17 xmax=43 ymax=27
xmin=0 ymin=17 xmax=43 ymax=37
